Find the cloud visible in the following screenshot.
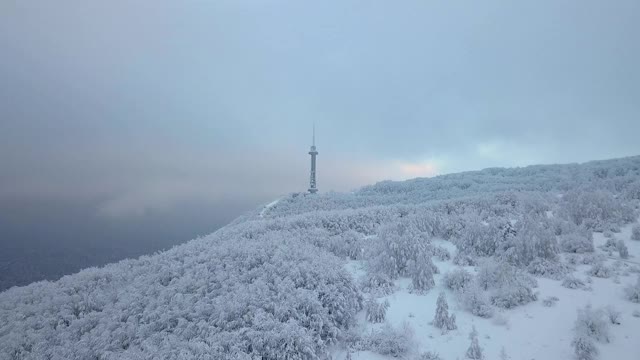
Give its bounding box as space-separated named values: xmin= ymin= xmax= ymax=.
xmin=1 ymin=0 xmax=640 ymax=218
xmin=397 ymin=161 xmax=439 ymax=178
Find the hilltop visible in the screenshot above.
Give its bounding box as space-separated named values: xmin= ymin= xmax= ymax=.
xmin=2 ymin=156 xmax=640 ymax=360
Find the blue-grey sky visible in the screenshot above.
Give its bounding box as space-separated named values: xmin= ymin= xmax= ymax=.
xmin=1 ymin=1 xmax=639 ymax=287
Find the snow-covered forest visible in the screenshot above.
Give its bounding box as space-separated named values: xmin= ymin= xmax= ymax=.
xmin=2 ymin=156 xmax=640 ymax=360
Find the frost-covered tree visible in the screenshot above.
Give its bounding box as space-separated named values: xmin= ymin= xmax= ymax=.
xmin=572 ymin=304 xmax=613 ymax=360
xmin=572 ymin=335 xmax=599 ymax=360
xmin=0 ymin=233 xmax=364 ymax=359
xmin=453 ymin=252 xmax=478 ymax=266
xmin=432 ymin=292 xmax=449 ymax=328
xmin=367 ymin=222 xmax=430 ymax=278
xmin=433 ymin=292 xmax=457 ymax=332
xmin=443 ymin=268 xmax=474 ymax=292
xmin=456 ymin=221 xmax=502 ymax=257
xmin=616 ymin=240 xmax=629 ymax=259
xmin=461 ymin=284 xmax=494 ymax=318
xmin=359 ymin=272 xmax=395 ymax=296
xmin=624 ymin=276 xmax=640 ymax=303
xmin=365 ymin=298 xmax=390 ymax=323
xmin=632 ymin=224 xmax=640 ymax=241
xmin=560 ymin=190 xmax=635 ymax=232
xmin=3 ymin=155 xmax=640 ymax=359
xmin=365 ymin=323 xmax=415 ymax=357
xmin=475 ymin=261 xmax=538 ymax=309
xmin=559 ymin=233 xmax=595 ymax=254
xmin=574 ymin=305 xmax=610 ymax=343
xmin=527 ymin=258 xmax=571 ymax=280
xmin=419 ymin=351 xmax=443 ymax=360
xmin=588 ymin=262 xmax=612 ymax=278
xmin=326 ymin=230 xmax=365 ymax=259
xmin=603 ymin=237 xmax=619 ymax=254
xmin=500 ymin=216 xmax=558 ymax=267
xmin=410 ymin=252 xmax=436 ymax=292
xmin=466 ymin=326 xmax=484 ymax=360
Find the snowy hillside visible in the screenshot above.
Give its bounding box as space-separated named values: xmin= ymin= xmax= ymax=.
xmin=2 ymin=156 xmax=640 ymax=360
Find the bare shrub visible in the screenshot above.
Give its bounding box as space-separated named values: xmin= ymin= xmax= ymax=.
xmin=588 ymin=262 xmax=612 ymax=278
xmin=605 ymin=306 xmax=621 ymax=325
xmin=542 ymin=296 xmax=559 ymax=307
xmin=365 ymin=323 xmax=415 ymax=358
xmin=574 ymin=305 xmax=610 ymax=343
xmin=572 ymin=335 xmax=598 ymax=360
xmin=562 ymin=275 xmax=586 ymax=290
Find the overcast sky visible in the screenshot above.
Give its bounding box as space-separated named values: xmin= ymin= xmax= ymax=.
xmin=1 ymin=1 xmax=639 ymax=286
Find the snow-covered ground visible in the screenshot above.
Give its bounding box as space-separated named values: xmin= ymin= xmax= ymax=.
xmin=259 ymin=198 xmax=280 ymax=217
xmin=3 ymin=156 xmax=640 ymax=360
xmin=338 ymin=224 xmax=640 ymax=360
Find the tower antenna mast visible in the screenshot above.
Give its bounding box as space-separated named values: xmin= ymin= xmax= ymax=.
xmin=308 ymin=124 xmax=318 ymax=194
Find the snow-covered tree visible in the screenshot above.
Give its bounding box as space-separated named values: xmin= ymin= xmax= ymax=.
xmin=588 ymin=262 xmax=612 ymax=278
xmin=574 ymin=305 xmax=610 ymax=343
xmin=410 ymin=251 xmax=436 ymax=292
xmin=367 ymin=222 xmax=430 ymax=279
xmin=572 ymin=335 xmax=599 ymax=360
xmin=466 ymin=326 xmax=484 ymax=360
xmin=443 ymin=268 xmax=474 ymax=292
xmin=475 ymin=261 xmax=538 ymax=309
xmin=560 ymin=190 xmax=635 ymax=232
xmin=359 ymin=272 xmax=395 ymax=296
xmin=571 ymin=304 xmax=614 ymax=360
xmin=617 ymin=240 xmax=629 ymax=259
xmin=500 ymin=216 xmax=558 ymax=267
xmin=3 ymin=155 xmax=640 ymax=359
xmin=461 ymin=284 xmax=494 ymax=318
xmin=456 ymin=221 xmax=502 ymax=257
xmin=365 ymin=323 xmax=415 ymax=357
xmin=527 ymin=258 xmax=571 ymax=280
xmin=419 ymin=351 xmax=443 ymax=360
xmin=365 ymin=298 xmax=390 ymax=323
xmin=432 ymin=292 xmax=457 ymax=332
xmin=559 ymin=233 xmax=595 ymax=254
xmin=632 ymin=224 xmax=640 ymax=241
xmin=624 ymin=276 xmax=640 ymax=303
xmin=500 ymin=347 xmax=511 ymax=360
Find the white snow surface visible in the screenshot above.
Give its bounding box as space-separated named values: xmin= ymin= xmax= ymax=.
xmin=337 ymin=225 xmax=640 ymax=360
xmin=260 ymin=198 xmax=280 ymax=217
